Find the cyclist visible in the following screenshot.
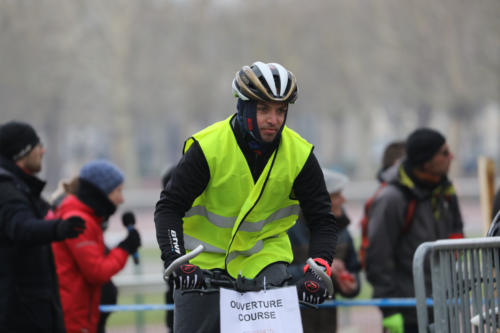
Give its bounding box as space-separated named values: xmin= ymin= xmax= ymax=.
xmin=155 ymin=61 xmax=338 ymax=333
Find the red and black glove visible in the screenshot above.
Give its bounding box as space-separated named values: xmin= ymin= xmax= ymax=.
xmin=296 ymin=258 xmax=331 ymax=304
xmin=172 ymin=263 xmax=204 ymax=290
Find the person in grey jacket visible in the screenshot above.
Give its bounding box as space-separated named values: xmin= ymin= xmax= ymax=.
xmin=365 ymin=128 xmax=464 ymax=333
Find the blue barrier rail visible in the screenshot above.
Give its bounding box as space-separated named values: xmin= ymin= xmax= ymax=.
xmin=99 ymin=298 xmax=434 ymax=312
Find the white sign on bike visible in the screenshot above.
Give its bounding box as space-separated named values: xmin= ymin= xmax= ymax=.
xmin=220 ymin=286 xmax=303 ymax=333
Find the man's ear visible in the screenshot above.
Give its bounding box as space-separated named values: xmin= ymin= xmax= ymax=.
xmin=15 ymin=155 xmax=27 ymax=169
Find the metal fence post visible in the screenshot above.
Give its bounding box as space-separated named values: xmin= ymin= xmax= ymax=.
xmin=413 ymin=241 xmax=434 ymax=333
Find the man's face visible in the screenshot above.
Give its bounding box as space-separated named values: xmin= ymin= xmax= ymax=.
xmin=17 ymin=143 xmax=45 ymax=174
xmin=256 ymin=101 xmax=288 ymax=143
xmin=423 ymin=143 xmax=453 ymax=177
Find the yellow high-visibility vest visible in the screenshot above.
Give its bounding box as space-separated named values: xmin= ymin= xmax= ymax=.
xmin=183 ymin=115 xmax=312 ymax=278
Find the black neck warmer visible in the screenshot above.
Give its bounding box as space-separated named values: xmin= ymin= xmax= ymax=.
xmin=76 ymin=178 xmax=116 ymax=220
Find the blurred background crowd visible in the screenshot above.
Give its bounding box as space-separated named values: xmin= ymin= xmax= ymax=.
xmin=1 ymin=0 xmax=499 ymax=187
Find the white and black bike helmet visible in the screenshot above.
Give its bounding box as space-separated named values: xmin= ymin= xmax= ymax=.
xmin=232 ymin=61 xmax=298 ymax=104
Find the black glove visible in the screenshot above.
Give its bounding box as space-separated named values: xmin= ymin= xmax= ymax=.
xmin=55 ymin=216 xmax=86 ymax=240
xmin=171 ymin=263 xmax=204 ymax=290
xmin=118 ymin=229 xmax=141 ymax=254
xmin=296 ymin=269 xmax=329 ymax=304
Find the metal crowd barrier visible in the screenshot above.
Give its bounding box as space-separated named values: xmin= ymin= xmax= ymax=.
xmin=413 ymin=237 xmax=500 ymax=333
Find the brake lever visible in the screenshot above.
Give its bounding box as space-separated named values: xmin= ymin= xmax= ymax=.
xmin=163 ymin=244 xmax=204 ymax=282
xmin=306 ymin=257 xmax=334 ymax=298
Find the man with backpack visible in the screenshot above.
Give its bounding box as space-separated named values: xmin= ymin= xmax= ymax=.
xmin=364 ymin=128 xmax=464 ymax=333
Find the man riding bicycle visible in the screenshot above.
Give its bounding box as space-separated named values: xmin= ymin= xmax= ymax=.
xmin=155 ymin=61 xmax=338 ymax=333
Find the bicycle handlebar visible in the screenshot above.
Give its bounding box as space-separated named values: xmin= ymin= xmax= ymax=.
xmin=162 ymin=244 xmax=333 ymax=299
xmin=306 ymin=258 xmax=334 ymax=299
xmin=163 ymin=244 xmax=205 ymax=281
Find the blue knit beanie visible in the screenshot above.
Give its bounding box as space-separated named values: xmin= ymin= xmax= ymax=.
xmin=79 ymin=160 xmax=124 ymax=195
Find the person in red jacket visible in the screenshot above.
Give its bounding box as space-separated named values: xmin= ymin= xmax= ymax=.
xmin=52 ymin=160 xmax=141 ymax=333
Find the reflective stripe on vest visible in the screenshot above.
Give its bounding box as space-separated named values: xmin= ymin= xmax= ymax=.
xmin=184 ymin=234 xmax=225 ymax=254
xmin=182 ymin=115 xmax=312 ymax=278
xmin=185 ymin=204 xmax=300 ymax=232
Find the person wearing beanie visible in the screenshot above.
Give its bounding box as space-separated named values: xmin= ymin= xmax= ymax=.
xmin=155 ymin=62 xmax=337 ymax=333
xmin=0 ymin=121 xmax=41 ymax=162
xmin=0 ymin=120 xmax=86 ymax=332
xmin=289 ymin=169 xmax=361 ymax=333
xmin=51 ymin=160 xmax=141 ymax=333
xmin=365 ymin=128 xmax=464 ymax=333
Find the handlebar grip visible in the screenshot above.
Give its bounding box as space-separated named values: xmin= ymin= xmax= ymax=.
xmin=163 ymin=244 xmax=205 ymax=281
xmin=306 ymin=257 xmax=334 ymax=298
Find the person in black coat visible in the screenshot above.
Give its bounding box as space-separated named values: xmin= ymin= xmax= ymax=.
xmin=0 ymin=121 xmax=86 ymax=333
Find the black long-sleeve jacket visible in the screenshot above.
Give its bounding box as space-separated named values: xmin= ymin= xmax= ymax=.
xmin=0 ymin=156 xmax=65 ymax=333
xmin=155 ymin=115 xmax=337 ymax=269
